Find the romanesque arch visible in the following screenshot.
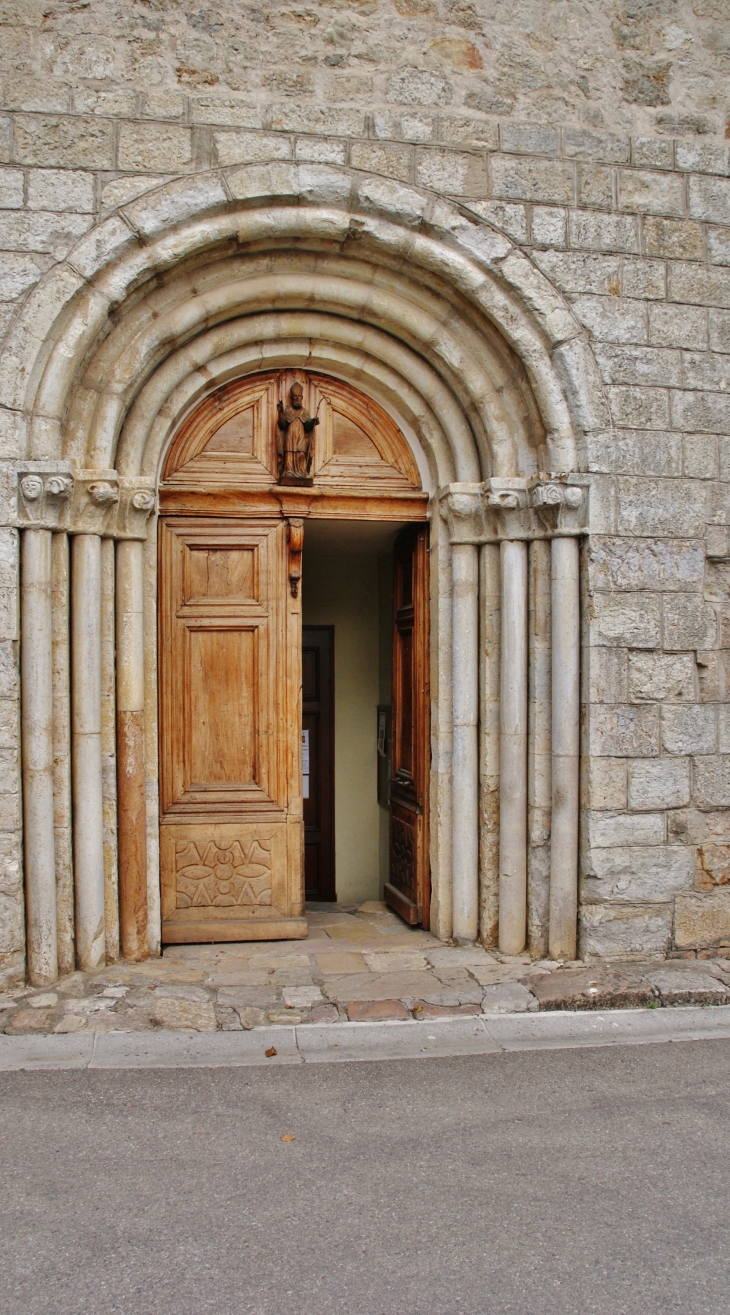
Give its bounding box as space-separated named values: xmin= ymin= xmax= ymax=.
xmin=9 ymin=164 xmax=604 ymax=983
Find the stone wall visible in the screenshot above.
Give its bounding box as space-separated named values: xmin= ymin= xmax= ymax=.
xmin=0 ymin=0 xmax=729 ymax=981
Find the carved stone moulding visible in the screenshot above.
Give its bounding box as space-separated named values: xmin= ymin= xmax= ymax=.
xmin=15 ymin=467 xmax=156 ymax=539
xmin=439 ymin=478 xmax=588 ymax=544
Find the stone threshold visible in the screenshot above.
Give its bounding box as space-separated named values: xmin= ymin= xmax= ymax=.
xmin=1 ymin=1006 xmax=730 ymax=1071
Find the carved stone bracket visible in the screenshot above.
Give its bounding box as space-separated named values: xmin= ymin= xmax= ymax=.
xmin=16 ymin=464 xmax=73 ymax=530
xmin=439 ymin=478 xmax=588 ymax=544
xmin=287 ymin=518 xmax=304 ymax=597
xmin=116 ymin=480 xmax=157 ymax=540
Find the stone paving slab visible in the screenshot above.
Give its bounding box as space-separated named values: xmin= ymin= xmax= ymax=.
xmin=2 ymin=903 xmax=730 ymax=1040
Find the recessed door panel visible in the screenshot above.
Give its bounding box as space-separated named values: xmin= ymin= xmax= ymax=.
xmin=159 ymin=517 xmax=305 ymax=943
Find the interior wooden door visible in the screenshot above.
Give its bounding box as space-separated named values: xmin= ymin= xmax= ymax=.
xmin=158 ymin=517 xmax=306 ymax=943
xmin=302 ymin=626 xmax=335 ymax=902
xmin=385 ymin=524 xmax=430 ymax=927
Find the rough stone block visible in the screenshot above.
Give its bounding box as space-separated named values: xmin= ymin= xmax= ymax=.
xmin=697 ymin=843 xmax=730 ymax=889
xmin=662 ymin=705 xmax=717 ymax=756
xmin=616 ymin=478 xmax=706 ymax=538
xmin=190 ymin=96 xmax=263 ymax=128
xmin=668 ymin=263 xmax=730 ymax=310
xmin=643 ymin=216 xmax=704 ymax=261
xmin=629 ymin=652 xmax=696 ymax=703
xmin=271 ymin=108 xmax=365 ymax=137
xmin=439 ymin=117 xmax=498 ymax=150
xmin=580 ymin=903 xmax=673 ymax=961
xmin=705 ymin=221 xmax=730 ymax=269
xmin=587 ymin=810 xmax=665 ymax=847
xmin=577 ymin=164 xmax=613 ymax=209
xmin=664 ymin=595 xmax=718 ymax=651
xmin=589 ymin=593 xmax=661 ymax=649
xmin=533 ymin=250 xmax=619 ymax=295
xmin=688 ymin=175 xmax=730 ymax=226
xmin=586 ymin=431 xmax=681 ymax=477
xmin=386 ymin=69 xmax=453 ymax=108
xmin=596 ymin=344 xmax=680 ymax=387
xmin=118 ymin=123 xmax=193 ymax=172
xmin=621 ymin=259 xmax=666 ymax=300
xmin=629 ymin=758 xmax=690 ymax=810
xmin=0 ymin=254 xmax=46 ymax=302
xmin=587 ymin=704 xmax=659 ymax=757
xmin=352 ymin=141 xmax=412 ymax=181
xmin=583 ymin=844 xmax=694 ymax=902
xmin=14 ymin=115 xmax=113 ymax=169
xmin=631 ymin=137 xmax=674 ymax=170
xmin=565 ymin=129 xmax=629 ymax=163
xmin=531 ymin=207 xmax=566 ymax=247
xmin=481 ymin=982 xmax=537 ymax=1013
xmin=669 ymin=807 xmax=730 ymax=847
xmin=0 ymin=169 xmax=23 ymax=210
xmin=0 ymin=211 xmax=92 ymax=260
xmin=27 ymin=168 xmax=95 ymax=213
xmin=470 ymin=200 xmax=527 ymax=243
xmin=581 ymin=757 xmax=627 ymax=811
xmin=571 ymin=295 xmax=646 ymax=344
xmin=499 ymin=124 xmax=559 ymax=156
xmin=675 ymin=890 xmax=730 ymax=949
xmin=672 ymin=390 xmax=730 ymax=436
xmin=685 ymin=433 xmax=718 ymax=478
xmin=618 ymin=168 xmax=685 ymax=216
xmin=294 ymin=138 xmax=347 ymax=165
xmin=676 ymin=141 xmax=730 ymax=176
xmin=416 ymin=149 xmax=488 ymax=197
xmin=347 ymin=999 xmax=411 ymax=1021
xmin=569 ymin=212 xmax=639 ymax=253
xmin=372 ymin=111 xmax=435 ymax=144
xmin=214 ymin=131 xmax=291 ymax=167
xmin=692 ymin=756 xmax=730 ymax=807
xmin=710 ymin=311 xmax=730 ymax=354
xmin=490 ymin=155 xmax=574 ymax=205
xmin=609 ymin=386 xmax=670 ymax=430
xmin=649 ymin=303 xmax=708 ymax=350
xmin=587 ymin=646 xmax=627 ymax=705
xmin=142 ymin=92 xmax=187 ymax=121
xmin=590 ymin=538 xmax=704 ymax=592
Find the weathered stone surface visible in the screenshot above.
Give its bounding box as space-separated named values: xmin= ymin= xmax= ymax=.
xmin=583 ymin=844 xmax=694 ymax=902
xmin=413 ymin=1000 xmax=481 ymax=1019
xmin=480 ymin=983 xmax=537 ymax=1014
xmin=347 ymin=999 xmax=410 ymax=1022
xmin=589 ymin=540 xmax=704 ymax=593
xmin=588 ymin=705 xmax=659 ymax=758
xmin=662 ymin=706 xmax=717 ymax=756
xmin=675 ymin=891 xmax=730 ymax=949
xmin=529 ymin=965 xmax=655 ymax=1011
xmin=629 ymin=759 xmax=690 ymax=811
xmin=629 ymin=653 xmax=696 ymax=702
xmin=580 ymin=904 xmax=673 ymax=960
xmin=645 ymin=964 xmax=730 ymax=1007
xmin=589 ymin=594 xmax=661 ymax=650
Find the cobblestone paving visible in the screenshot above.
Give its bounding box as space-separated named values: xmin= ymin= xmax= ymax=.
xmin=2 ymin=903 xmax=730 ymax=1035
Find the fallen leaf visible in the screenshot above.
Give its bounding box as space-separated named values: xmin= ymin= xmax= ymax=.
xmin=281 ymin=1134 xmax=296 ymax=1142
xmin=265 ymin=1046 xmax=277 ymax=1057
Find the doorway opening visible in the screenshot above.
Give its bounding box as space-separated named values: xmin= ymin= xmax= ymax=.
xmin=302 ymin=519 xmax=430 ymax=926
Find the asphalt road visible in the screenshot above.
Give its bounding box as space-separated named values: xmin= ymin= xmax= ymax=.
xmin=1 ymin=1041 xmax=729 ymax=1315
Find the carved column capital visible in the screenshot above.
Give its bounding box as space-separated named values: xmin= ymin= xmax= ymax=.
xmin=439 ymin=483 xmax=486 ymax=543
xmin=16 ymin=464 xmax=73 ymax=530
xmin=66 ymin=471 xmax=120 ymax=536
xmin=116 ymin=480 xmax=156 ymax=540
xmin=529 ymin=479 xmax=587 ymax=535
xmin=482 ymin=478 xmax=531 ymax=540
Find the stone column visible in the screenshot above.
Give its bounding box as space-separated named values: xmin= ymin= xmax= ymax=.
xmin=101 ymin=538 xmax=119 ymax=962
xmin=21 ymin=528 xmax=57 ymax=985
xmin=478 ymin=542 xmax=500 ymax=946
xmin=451 ymin=541 xmax=479 ymax=943
xmin=71 ymin=533 xmax=106 ymax=971
xmin=51 ymin=532 xmax=74 ymax=976
xmin=528 ymin=539 xmax=551 ymax=957
xmin=549 ymin=536 xmax=580 ymax=960
xmin=439 ymin=486 xmax=484 ymax=945
xmin=116 ymin=538 xmax=148 ymax=960
xmin=499 ymin=539 xmax=528 ymax=955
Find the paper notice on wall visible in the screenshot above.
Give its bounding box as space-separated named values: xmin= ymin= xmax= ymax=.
xmin=302 ymin=729 xmax=309 ymax=799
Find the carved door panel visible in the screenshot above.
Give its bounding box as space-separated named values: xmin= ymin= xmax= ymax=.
xmin=158 ymin=517 xmax=306 ymax=943
xmin=302 ymin=626 xmax=335 ymax=902
xmin=386 ymin=525 xmax=430 ymax=927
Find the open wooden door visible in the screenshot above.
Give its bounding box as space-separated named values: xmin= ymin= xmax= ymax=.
xmin=385 ymin=524 xmax=430 ymax=927
xmin=158 ymin=517 xmax=306 ymax=943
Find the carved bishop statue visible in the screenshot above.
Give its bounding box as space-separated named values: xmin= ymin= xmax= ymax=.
xmin=276 ymin=381 xmax=318 ymax=485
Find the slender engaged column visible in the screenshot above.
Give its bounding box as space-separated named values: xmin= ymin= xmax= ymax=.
xmin=21 ymin=528 xmax=58 ymax=985
xmin=478 ymin=543 xmax=500 ymax=946
xmin=116 ymin=539 xmax=148 ymax=960
xmin=499 ymin=540 xmax=528 ymax=955
xmin=51 ymin=533 xmax=74 ymax=975
xmin=451 ymin=542 xmax=479 ymax=944
xmin=71 ymin=534 xmax=105 ymax=971
xmin=549 ymin=537 xmax=580 ymax=960
xmin=101 ymin=538 xmax=119 ymax=962
xmin=527 ymin=539 xmax=551 ymax=957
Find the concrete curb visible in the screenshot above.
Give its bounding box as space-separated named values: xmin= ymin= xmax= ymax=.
xmin=2 ymin=1005 xmax=730 ymax=1070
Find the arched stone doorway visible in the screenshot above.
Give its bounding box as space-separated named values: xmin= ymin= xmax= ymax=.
xmin=11 ymin=167 xmax=594 ymax=985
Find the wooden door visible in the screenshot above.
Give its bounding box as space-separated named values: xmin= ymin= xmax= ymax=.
xmin=385 ymin=525 xmax=430 ymax=927
xmin=302 ymin=626 xmax=335 ymax=902
xmin=158 ymin=517 xmax=306 ymax=943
